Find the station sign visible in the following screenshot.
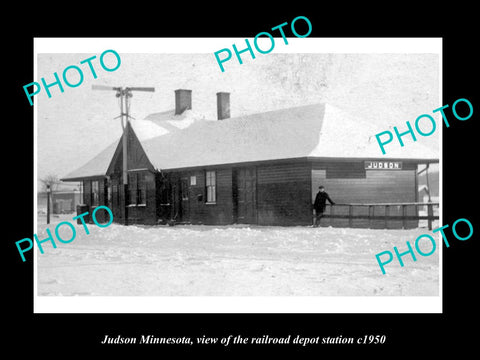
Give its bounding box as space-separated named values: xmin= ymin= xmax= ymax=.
xmin=365 ymin=161 xmax=402 ymax=170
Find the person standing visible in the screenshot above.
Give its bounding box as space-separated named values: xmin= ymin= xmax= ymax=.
xmin=313 ymin=186 xmax=335 ymax=227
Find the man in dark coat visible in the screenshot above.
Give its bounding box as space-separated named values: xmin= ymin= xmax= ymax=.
xmin=313 ymin=186 xmax=335 ymax=227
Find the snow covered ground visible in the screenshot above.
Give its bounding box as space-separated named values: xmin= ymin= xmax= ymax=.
xmin=36 ymin=214 xmax=439 ymax=297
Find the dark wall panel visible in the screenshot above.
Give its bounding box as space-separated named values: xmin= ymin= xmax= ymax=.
xmin=256 ymin=162 xmax=312 ymax=226
xmin=172 ymin=168 xmax=234 ymax=225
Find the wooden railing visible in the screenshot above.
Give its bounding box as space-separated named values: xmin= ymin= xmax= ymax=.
xmin=320 ymin=202 xmax=439 ymax=230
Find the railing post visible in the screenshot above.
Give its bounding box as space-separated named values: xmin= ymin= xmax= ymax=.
xmin=330 ymin=204 xmax=335 ymax=226
xmin=402 ymin=204 xmax=407 ymax=229
xmin=385 ymin=205 xmax=390 ymax=229
xmin=348 ymin=205 xmax=353 ymax=227
xmin=427 ymin=203 xmax=433 ymax=230
xmin=368 ymin=205 xmax=373 ymax=228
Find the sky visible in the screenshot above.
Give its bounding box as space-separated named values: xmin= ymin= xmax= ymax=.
xmin=36 ymin=39 xmax=440 ymax=190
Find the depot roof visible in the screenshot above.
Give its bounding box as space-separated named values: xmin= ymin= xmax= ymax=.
xmin=61 ymin=103 xmax=439 ymax=181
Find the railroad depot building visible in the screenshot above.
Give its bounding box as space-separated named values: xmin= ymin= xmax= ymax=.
xmin=61 ymin=89 xmax=439 ymax=228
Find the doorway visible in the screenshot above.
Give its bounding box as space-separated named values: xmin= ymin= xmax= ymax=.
xmin=233 ymin=167 xmax=257 ymax=224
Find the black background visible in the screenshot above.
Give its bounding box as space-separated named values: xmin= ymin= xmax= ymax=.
xmin=6 ymin=5 xmax=478 ymax=356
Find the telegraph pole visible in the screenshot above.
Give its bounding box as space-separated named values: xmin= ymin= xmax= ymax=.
xmin=119 ymin=88 xmax=129 ymax=225
xmin=92 ymin=85 xmax=155 ymax=225
xmin=46 ymin=184 xmax=51 ymax=225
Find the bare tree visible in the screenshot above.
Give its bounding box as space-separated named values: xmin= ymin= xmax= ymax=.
xmin=40 ymin=174 xmax=59 ymax=192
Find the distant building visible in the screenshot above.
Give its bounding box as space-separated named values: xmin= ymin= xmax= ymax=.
xmin=61 ymin=90 xmax=439 ymax=228
xmin=37 ymin=190 xmax=82 ymax=214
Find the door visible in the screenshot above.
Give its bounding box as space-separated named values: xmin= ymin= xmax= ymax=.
xmin=156 ymin=178 xmax=172 ymax=223
xmin=170 ymin=177 xmax=190 ymax=223
xmin=110 ymin=177 xmax=123 ymax=223
xmin=233 ymin=167 xmax=257 ymax=224
xmin=179 ymin=177 xmax=190 ymax=223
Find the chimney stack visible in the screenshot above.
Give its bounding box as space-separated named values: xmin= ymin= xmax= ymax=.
xmin=175 ymin=89 xmax=192 ymax=115
xmin=216 ymin=92 xmax=230 ymax=120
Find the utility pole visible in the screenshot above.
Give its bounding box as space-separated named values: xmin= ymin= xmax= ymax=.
xmin=46 ymin=184 xmax=51 ymax=225
xmin=92 ymin=85 xmax=155 ymax=225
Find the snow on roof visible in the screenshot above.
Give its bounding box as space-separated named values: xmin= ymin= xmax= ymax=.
xmin=134 ymin=109 xmax=210 ymax=139
xmin=62 ymin=103 xmax=439 ymax=180
xmin=307 ymin=104 xmax=438 ymax=159
xmin=140 ymin=103 xmax=439 ymax=171
xmin=61 ymin=140 xmax=118 ymax=181
xmin=61 ymin=109 xmax=207 ymax=180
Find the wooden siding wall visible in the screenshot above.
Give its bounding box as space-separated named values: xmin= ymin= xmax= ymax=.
xmin=256 ymin=162 xmax=312 ymax=226
xmin=78 ymin=159 xmax=420 ymax=228
xmin=110 ymin=123 xmax=154 ymax=175
xmin=106 ymin=125 xmax=157 ymax=225
xmin=312 ymin=161 xmax=418 ymax=229
xmin=110 ymin=175 xmax=124 ymax=224
xmin=97 ymin=180 xmax=108 ymax=222
xmin=166 ymin=163 xmax=312 ymax=226
xmin=89 ymin=171 xmax=157 ymax=225
xmin=83 ymin=180 xmax=91 ymax=204
xmin=125 ymin=171 xmax=157 ymax=225
xmin=171 ymin=168 xmax=234 ymax=225
xmin=82 ymin=178 xmax=108 ymax=223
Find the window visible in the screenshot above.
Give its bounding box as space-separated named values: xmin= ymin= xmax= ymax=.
xmin=79 ymin=182 xmax=84 ymax=203
xmin=128 ymin=172 xmax=147 ymax=205
xmin=181 ymin=178 xmax=189 ymax=200
xmin=137 ymin=173 xmax=146 ymax=205
xmin=83 ymin=180 xmax=91 ymax=204
xmin=128 ymin=173 xmax=137 ymax=205
xmin=205 ymin=171 xmax=216 ymax=203
xmin=107 ymin=182 xmax=112 ymax=205
xmin=190 ymin=176 xmax=197 ymax=186
xmin=92 ymin=180 xmax=99 ymax=206
xmin=112 ymin=184 xmax=118 ymax=206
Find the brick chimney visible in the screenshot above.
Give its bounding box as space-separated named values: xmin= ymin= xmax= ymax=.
xmin=174 ymin=89 xmax=192 ymax=115
xmin=216 ymin=92 xmax=230 ymax=120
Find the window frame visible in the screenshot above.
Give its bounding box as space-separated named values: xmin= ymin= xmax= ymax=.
xmin=181 ymin=178 xmax=189 ymax=201
xmin=190 ymin=175 xmax=197 ymax=186
xmin=112 ymin=184 xmax=118 ymax=207
xmin=205 ymin=170 xmax=216 ymax=204
xmin=137 ymin=172 xmax=147 ymax=206
xmin=127 ymin=173 xmax=137 ymax=205
xmin=127 ymin=171 xmax=147 ymax=206
xmin=91 ymin=180 xmax=100 ymax=206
